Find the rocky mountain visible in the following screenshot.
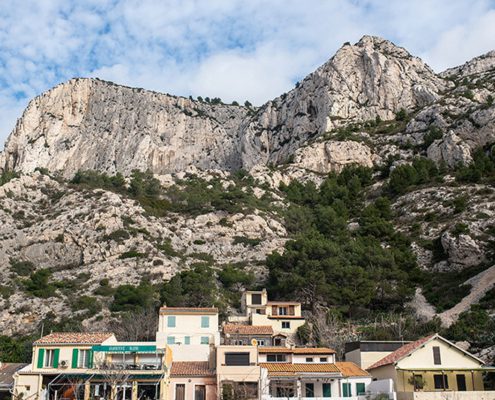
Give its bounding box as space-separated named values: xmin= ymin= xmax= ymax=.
xmin=0 ymin=36 xmax=494 ymax=361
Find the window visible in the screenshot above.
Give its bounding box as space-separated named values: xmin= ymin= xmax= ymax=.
xmin=194 ymin=385 xmax=206 ymax=400
xmin=201 ymin=316 xmax=209 ymax=328
xmin=356 ymin=383 xmax=365 ymax=395
xmin=432 ymin=346 xmax=441 ymax=365
xmin=434 ymin=374 xmax=449 ymax=390
xmin=266 ymin=354 xmax=286 ymax=362
xmin=306 ymin=357 xmax=314 ymax=362
xmin=225 ymin=352 xmax=250 ymax=366
xmin=282 ymin=321 xmax=290 ymax=329
xmin=167 ymin=316 xmax=176 ymax=328
xmin=456 ymin=374 xmax=466 ymax=391
xmin=78 ymin=350 xmax=91 ymax=368
xmin=257 ymin=339 xmax=266 ymax=346
xmin=278 ymin=307 xmax=288 ymax=315
xmin=322 ymin=383 xmax=331 ymax=397
xmin=200 ymin=336 xmax=209 ymax=345
xmin=320 ymin=357 xmax=328 ymax=362
xmin=342 ymin=383 xmax=352 ymax=397
xmin=184 ymin=336 xmax=190 ymax=345
xmin=44 ymin=349 xmax=56 ymax=368
xmin=412 ymin=374 xmax=423 ymax=390
xmin=167 ymin=336 xmax=176 ymax=345
xmin=305 ymin=383 xmax=314 ymax=398
xmin=233 ymin=339 xmax=244 ymax=345
xmin=175 ymin=384 xmax=185 ymax=400
xmin=251 ymin=294 xmax=262 ymax=305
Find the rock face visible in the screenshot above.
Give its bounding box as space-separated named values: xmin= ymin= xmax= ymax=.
xmin=427 ymin=131 xmax=472 ymax=167
xmin=1 ymin=36 xmax=448 ymax=177
xmin=293 ymin=140 xmax=378 ymax=173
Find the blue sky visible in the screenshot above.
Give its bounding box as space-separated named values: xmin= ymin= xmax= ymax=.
xmin=1 ymin=0 xmax=495 ymax=147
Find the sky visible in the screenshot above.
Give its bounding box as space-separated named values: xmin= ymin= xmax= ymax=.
xmin=1 ymin=0 xmax=495 ymax=148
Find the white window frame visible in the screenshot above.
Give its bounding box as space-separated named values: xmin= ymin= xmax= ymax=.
xmin=167 ymin=336 xmax=176 ymax=345
xmin=282 ymin=321 xmax=291 ymax=329
xmin=44 ymin=349 xmax=55 ymax=368
xmin=168 ymin=316 xmax=176 ymax=328
xmin=201 ymin=316 xmax=210 ymax=328
xmin=278 ymin=307 xmax=288 ymax=315
xmin=184 ymin=336 xmax=190 ymax=345
xmin=200 ymin=336 xmax=209 ymax=345
xmin=78 ymin=349 xmax=91 ymax=368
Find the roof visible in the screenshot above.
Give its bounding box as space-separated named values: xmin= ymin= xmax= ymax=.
xmin=259 ymin=363 xmax=340 ymax=376
xmin=367 ymin=334 xmax=484 ymax=370
xmin=223 ymin=324 xmax=273 ymax=335
xmin=259 ymin=347 xmax=336 ymax=354
xmin=170 ymin=362 xmax=215 ymax=377
xmin=335 ymin=362 xmax=370 ymax=377
xmin=160 ymin=307 xmax=218 ymax=315
xmin=0 ymin=363 xmax=28 ymax=388
xmin=345 ymin=340 xmax=410 ymax=353
xmin=34 ymin=332 xmax=114 ymax=345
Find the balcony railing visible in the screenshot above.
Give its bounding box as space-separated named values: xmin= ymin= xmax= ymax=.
xmin=96 ymin=362 xmax=163 ymax=371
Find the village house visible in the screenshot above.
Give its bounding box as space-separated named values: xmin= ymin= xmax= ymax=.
xmin=156 ymin=307 xmax=220 ymax=362
xmin=228 ymin=290 xmax=305 ymax=343
xmin=169 ymin=361 xmax=216 ymax=400
xmin=13 ymin=332 xmax=172 ymax=400
xmin=367 ymin=333 xmax=495 ymax=400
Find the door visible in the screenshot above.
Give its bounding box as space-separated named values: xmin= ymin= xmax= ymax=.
xmin=175 ymin=384 xmax=185 ymax=400
xmin=456 ymin=374 xmax=467 ymax=391
xmin=305 ymin=383 xmax=314 ymax=398
xmin=342 ymin=382 xmax=351 ymax=397
xmin=322 ymin=383 xmax=331 ymax=397
xmin=195 ymin=385 xmax=206 ymax=400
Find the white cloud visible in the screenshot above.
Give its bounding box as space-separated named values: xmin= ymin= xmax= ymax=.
xmin=0 ymin=0 xmax=494 ymax=149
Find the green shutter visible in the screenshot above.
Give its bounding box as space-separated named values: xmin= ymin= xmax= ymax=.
xmin=53 ymin=349 xmax=60 ymax=368
xmin=356 ymin=382 xmax=365 ymax=395
xmin=343 ymin=383 xmax=351 ymax=397
xmin=87 ymin=350 xmax=93 ymax=368
xmin=72 ymin=349 xmax=79 ymax=368
xmin=37 ymin=349 xmax=45 ymax=368
xmin=323 ymin=383 xmax=331 ymax=397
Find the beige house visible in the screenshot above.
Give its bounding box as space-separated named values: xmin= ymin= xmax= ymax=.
xmin=13 ymin=332 xmax=173 ymax=400
xmin=367 ymin=333 xmax=495 ymax=400
xmin=222 ymin=324 xmax=276 ymax=347
xmin=169 ymin=361 xmax=216 ymax=400
xmin=216 ymin=345 xmax=261 ymax=400
xmin=345 ymin=340 xmax=410 ymax=369
xmin=228 ymin=290 xmax=305 ymax=341
xmin=257 ymin=346 xmax=372 ymax=399
xmin=156 ymin=307 xmax=220 ymax=362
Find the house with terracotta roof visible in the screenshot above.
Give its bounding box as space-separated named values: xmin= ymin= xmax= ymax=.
xmin=169 ymin=361 xmax=216 ymax=400
xmin=228 ymin=289 xmax=306 ymax=343
xmin=157 ymin=307 xmax=220 ymax=362
xmin=0 ymin=362 xmax=27 ymax=400
xmin=13 ymin=332 xmax=173 ymax=400
xmin=222 ymin=324 xmax=275 ymax=346
xmin=367 ymin=333 xmax=495 ymax=400
xmin=257 ymin=346 xmax=373 ymax=399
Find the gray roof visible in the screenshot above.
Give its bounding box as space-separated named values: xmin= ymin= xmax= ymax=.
xmin=0 ymin=363 xmax=28 ymax=390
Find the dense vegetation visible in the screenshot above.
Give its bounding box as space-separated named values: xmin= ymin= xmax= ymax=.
xmin=268 ymin=165 xmax=420 ymax=317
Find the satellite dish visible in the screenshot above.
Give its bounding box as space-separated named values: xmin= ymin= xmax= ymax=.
xmin=251 ymin=339 xmax=258 ymax=346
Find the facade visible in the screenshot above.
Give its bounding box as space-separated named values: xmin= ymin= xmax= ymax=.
xmin=169 ymin=362 xmax=216 ymax=400
xmin=13 ymin=332 xmax=173 ymax=400
xmin=229 ymin=290 xmax=305 ymax=341
xmin=345 ymin=340 xmax=410 ymax=370
xmin=216 ymin=345 xmax=261 ymax=400
xmin=258 ymin=347 xmax=372 ymax=399
xmin=222 ymin=324 xmax=275 ymax=346
xmin=367 ymin=333 xmax=495 ymax=400
xmin=157 ymin=307 xmax=220 ymax=362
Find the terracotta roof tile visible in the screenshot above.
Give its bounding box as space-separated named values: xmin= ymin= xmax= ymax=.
xmin=171 ymin=362 xmax=215 ymax=377
xmin=223 ymin=324 xmax=273 ymax=335
xmin=367 ymin=335 xmax=435 ymax=370
xmin=259 ymin=347 xmax=336 ymax=354
xmin=259 ymin=363 xmax=340 ymax=376
xmin=34 ymin=332 xmax=114 ymax=345
xmin=335 ymin=362 xmax=370 ymax=377
xmin=160 ymin=307 xmax=218 ymax=315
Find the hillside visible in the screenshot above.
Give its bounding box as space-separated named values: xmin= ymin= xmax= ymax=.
xmin=0 ymin=36 xmax=494 ymax=363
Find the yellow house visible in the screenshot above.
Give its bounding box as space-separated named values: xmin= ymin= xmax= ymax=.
xmin=13 ymin=332 xmax=173 ymax=400
xmin=367 ymin=333 xmax=495 ymax=400
xmin=228 ymin=290 xmax=306 ymax=342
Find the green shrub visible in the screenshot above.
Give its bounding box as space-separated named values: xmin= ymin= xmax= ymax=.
xmin=232 ymin=236 xmax=261 ymax=247
xmin=218 ymin=265 xmax=254 ymax=288
xmin=23 ymin=269 xmax=56 ymax=298
xmin=10 ymin=259 xmax=35 ymax=276
xmin=119 ymin=250 xmax=146 ymax=259
xmin=71 ymin=296 xmax=102 ymax=316
xmin=0 ymin=171 xmax=19 ymax=186
xmin=94 ymin=279 xmax=115 ymax=296
xmin=111 ymin=282 xmax=156 ymax=312
xmin=422 ymin=126 xmax=443 ymax=150
xmin=104 ymin=229 xmax=131 ymax=242
xmin=452 ymin=223 xmax=469 ymax=236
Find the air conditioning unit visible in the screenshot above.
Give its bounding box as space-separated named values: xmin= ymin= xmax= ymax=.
xmin=59 ymin=360 xmax=69 ymax=368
